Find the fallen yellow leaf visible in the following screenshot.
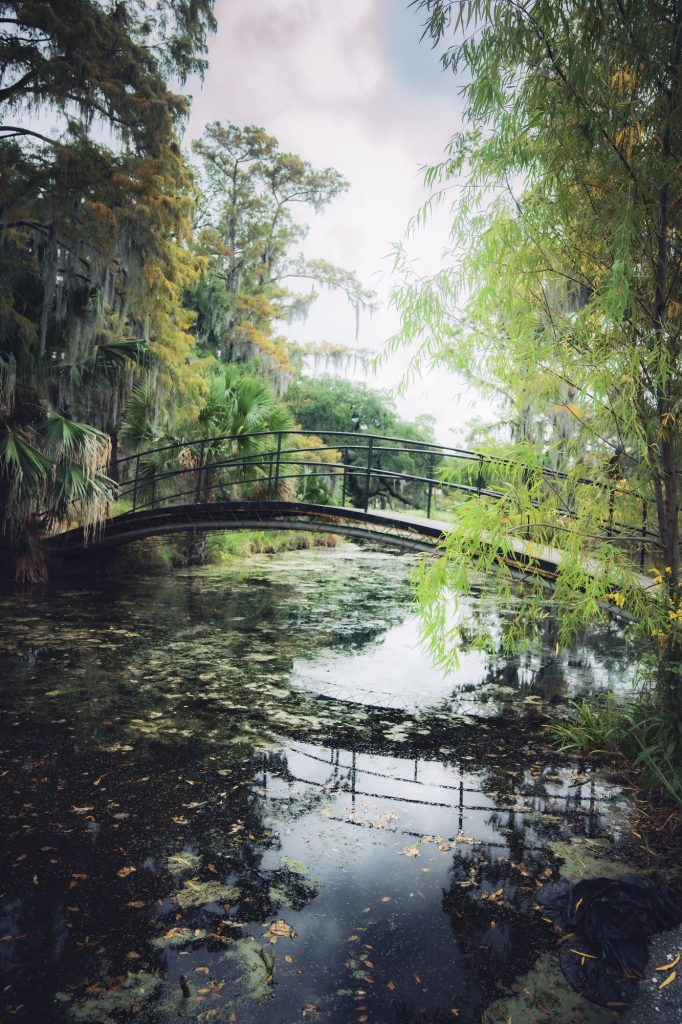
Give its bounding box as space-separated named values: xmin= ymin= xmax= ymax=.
xmin=655 ymin=952 xmax=681 ymax=971
xmin=116 ymin=866 xmax=136 ymax=878
xmin=659 ymin=970 xmax=677 ymax=990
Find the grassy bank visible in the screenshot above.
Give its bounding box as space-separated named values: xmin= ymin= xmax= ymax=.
xmin=111 ymin=529 xmax=340 ymax=575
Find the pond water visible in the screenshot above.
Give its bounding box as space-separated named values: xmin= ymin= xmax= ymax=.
xmin=0 ymin=545 xmax=639 ymax=1024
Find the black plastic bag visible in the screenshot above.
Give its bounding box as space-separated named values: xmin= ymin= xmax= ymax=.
xmin=536 ymin=873 xmax=680 ymax=1008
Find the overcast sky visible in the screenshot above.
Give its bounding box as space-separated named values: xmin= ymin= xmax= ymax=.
xmin=185 ymin=0 xmax=500 ymax=443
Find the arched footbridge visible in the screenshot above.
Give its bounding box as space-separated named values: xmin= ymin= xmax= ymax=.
xmin=47 ymin=429 xmax=657 ymax=583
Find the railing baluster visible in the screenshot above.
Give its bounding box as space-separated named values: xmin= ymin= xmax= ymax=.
xmin=273 ymin=433 xmax=283 ymax=500
xmin=363 ymin=436 xmax=374 ymax=512
xmin=426 ymin=451 xmax=435 ymax=518
xmin=132 ymin=454 xmax=140 ymax=512
xmin=267 ymin=450 xmax=274 ymax=500
xmin=195 ymin=442 xmax=206 ymax=504
xmin=607 ymin=486 xmax=614 ymax=538
xmin=640 ymin=500 xmax=647 ymax=572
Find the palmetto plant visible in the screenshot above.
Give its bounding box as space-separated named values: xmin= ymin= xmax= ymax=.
xmin=1 ymin=330 xmax=150 ymax=580
xmin=121 ymin=362 xmax=296 ymax=509
xmin=0 ymin=415 xmax=112 ymax=581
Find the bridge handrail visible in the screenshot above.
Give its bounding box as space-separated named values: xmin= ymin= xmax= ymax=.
xmin=116 ymin=452 xmax=661 ymax=548
xmin=110 ymin=428 xmax=637 ymax=496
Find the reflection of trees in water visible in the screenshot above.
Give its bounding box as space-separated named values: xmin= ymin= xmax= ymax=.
xmin=456 ymin=588 xmax=632 ymax=704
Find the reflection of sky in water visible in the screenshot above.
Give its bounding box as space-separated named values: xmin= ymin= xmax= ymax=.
xmin=291 ymin=614 xmax=484 ymax=708
xmin=281 ymin=549 xmax=636 ymax=709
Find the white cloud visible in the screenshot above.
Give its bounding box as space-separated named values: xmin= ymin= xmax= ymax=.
xmin=185 ymin=0 xmax=503 ymax=443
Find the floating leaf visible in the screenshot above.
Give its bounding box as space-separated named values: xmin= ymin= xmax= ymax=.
xmin=387 ymin=980 xmax=396 ymax=991
xmin=264 ymin=919 xmax=296 ymax=943
xmin=659 ymin=970 xmax=677 ymax=989
xmin=380 ymin=896 xmax=391 ymax=903
xmin=401 ymin=846 xmax=420 ymax=857
xmin=116 ymin=866 xmax=136 ymax=878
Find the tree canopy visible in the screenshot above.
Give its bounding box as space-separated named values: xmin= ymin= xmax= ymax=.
xmin=287 ymin=375 xmax=437 ymax=508
xmin=0 ymin=0 xmax=215 ymax=577
xmin=390 ymin=0 xmax=682 ymax=693
xmin=189 ymin=121 xmax=375 ymax=383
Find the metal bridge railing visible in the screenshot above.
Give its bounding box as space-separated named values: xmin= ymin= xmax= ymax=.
xmin=100 ymin=428 xmax=662 ymax=570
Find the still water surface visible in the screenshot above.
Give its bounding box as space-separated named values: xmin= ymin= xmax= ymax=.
xmin=0 ymin=545 xmax=636 ymax=1023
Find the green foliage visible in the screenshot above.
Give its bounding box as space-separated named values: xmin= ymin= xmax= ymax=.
xmin=0 ymin=415 xmax=112 ymax=580
xmin=287 ymin=374 xmax=437 ymax=509
xmin=554 ymin=693 xmax=682 ymax=809
xmin=189 ymin=121 xmax=375 ymax=383
xmin=0 ymin=0 xmax=215 ymax=577
xmin=206 ymin=529 xmax=339 ymax=562
xmin=391 ymin=1 xmax=682 ymax=692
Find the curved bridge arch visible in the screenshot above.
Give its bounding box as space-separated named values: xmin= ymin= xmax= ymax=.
xmin=46 ymin=428 xmax=656 ymax=582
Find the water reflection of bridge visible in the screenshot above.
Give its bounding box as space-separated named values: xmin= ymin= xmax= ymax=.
xmin=48 ymin=429 xmax=657 ymax=579
xmin=256 ymin=742 xmax=621 ymax=856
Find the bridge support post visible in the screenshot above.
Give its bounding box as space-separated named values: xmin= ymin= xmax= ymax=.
xmin=426 ymin=452 xmax=435 ymax=518
xmin=363 ymin=437 xmax=374 ymax=512
xmin=640 ymin=500 xmax=648 ymax=572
